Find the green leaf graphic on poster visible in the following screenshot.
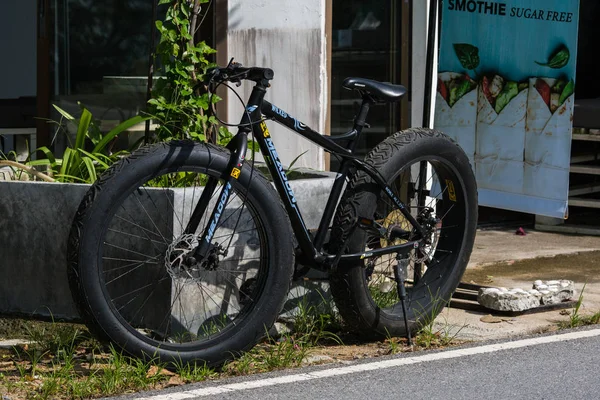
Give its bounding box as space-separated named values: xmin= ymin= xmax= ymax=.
xmin=559 ymin=80 xmax=575 ymax=104
xmin=453 ymin=43 xmax=480 ymax=70
xmin=535 ymin=45 xmax=570 ymax=69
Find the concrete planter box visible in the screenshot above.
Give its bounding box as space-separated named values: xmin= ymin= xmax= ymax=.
xmin=0 ymin=174 xmax=335 ymax=321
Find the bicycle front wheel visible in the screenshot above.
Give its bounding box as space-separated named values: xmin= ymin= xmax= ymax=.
xmin=68 ymin=141 xmax=294 ymax=366
xmin=329 ymin=128 xmax=478 ymax=339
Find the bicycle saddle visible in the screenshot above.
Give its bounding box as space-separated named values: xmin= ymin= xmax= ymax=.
xmin=343 ymin=77 xmax=407 ymax=103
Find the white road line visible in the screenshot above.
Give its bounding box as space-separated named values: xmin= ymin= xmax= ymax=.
xmin=135 ymin=329 xmax=600 ymax=400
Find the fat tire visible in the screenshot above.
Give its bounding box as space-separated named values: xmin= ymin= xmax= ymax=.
xmin=329 ymin=128 xmax=478 ymax=338
xmin=68 ymin=141 xmax=294 ymax=366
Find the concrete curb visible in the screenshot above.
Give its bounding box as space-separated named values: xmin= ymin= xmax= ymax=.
xmin=0 ymin=175 xmax=335 ymax=321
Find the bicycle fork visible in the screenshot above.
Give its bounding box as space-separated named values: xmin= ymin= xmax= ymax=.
xmin=187 ymin=132 xmax=248 ymax=263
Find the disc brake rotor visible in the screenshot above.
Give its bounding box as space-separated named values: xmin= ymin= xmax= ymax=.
xmin=165 ymin=234 xmax=200 ymax=280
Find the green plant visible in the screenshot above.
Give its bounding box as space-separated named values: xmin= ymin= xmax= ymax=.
xmin=174 ymin=361 xmax=216 ymax=382
xmin=292 ymin=295 xmax=343 ymax=346
xmin=149 ymin=0 xmax=221 ymax=143
xmin=384 ymin=329 xmax=403 ymax=355
xmin=27 ymin=104 xmax=148 ymax=183
xmin=559 ymin=284 xmax=600 ymax=329
xmin=414 ymin=291 xmax=465 ymax=349
xmin=13 ymin=345 xmax=47 ymax=379
xmin=23 ymin=314 xmax=84 ymax=356
xmin=284 ymin=150 xmax=309 ymax=178
xmin=224 ymin=332 xmax=309 ymax=375
xmin=262 ymin=335 xmax=308 ymax=370
xmin=568 ymin=284 xmax=586 ymax=328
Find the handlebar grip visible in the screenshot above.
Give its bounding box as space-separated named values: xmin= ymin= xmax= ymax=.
xmin=246 ymin=67 xmax=274 ymax=82
xmin=206 ymin=64 xmax=274 ymax=84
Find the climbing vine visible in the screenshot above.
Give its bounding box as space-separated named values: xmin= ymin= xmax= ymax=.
xmin=148 ymin=0 xmax=229 ymax=144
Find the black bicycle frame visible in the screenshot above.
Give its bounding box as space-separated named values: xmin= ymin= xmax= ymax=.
xmin=194 ymin=82 xmax=425 ymax=271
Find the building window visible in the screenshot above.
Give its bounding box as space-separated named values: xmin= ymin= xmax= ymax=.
xmin=50 ymin=0 xmax=215 ymax=137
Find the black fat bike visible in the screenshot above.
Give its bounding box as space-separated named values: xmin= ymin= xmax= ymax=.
xmin=67 ymin=62 xmax=478 ymax=367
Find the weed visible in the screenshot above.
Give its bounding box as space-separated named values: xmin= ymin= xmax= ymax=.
xmin=384 ymin=329 xmax=403 ymax=355
xmin=559 ymin=284 xmax=600 ymax=329
xmin=226 ymin=352 xmax=254 ymax=376
xmin=568 ymin=284 xmax=586 ymax=328
xmin=23 ymin=314 xmax=84 ymax=355
xmin=37 ymin=375 xmax=62 ymax=400
xmin=262 ymin=335 xmax=309 ymax=370
xmin=224 ymin=332 xmax=309 ymax=375
xmin=292 ymin=294 xmax=343 ymax=346
xmin=68 ymin=375 xmax=98 ymax=399
xmin=174 ymin=361 xmax=216 ymax=382
xmin=413 ymin=290 xmax=465 ymax=349
xmin=13 ymin=345 xmax=47 ymax=379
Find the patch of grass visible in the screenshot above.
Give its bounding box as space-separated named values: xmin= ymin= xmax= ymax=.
xmin=223 ymin=296 xmax=344 ymax=377
xmin=384 ymin=329 xmax=404 ymax=355
xmin=173 ymin=360 xmax=217 ymax=382
xmin=560 ymin=284 xmax=600 ymax=329
xmin=292 ymin=295 xmax=343 ymax=346
xmin=224 ymin=333 xmax=309 ymax=376
xmin=413 ymin=292 xmax=466 ymax=349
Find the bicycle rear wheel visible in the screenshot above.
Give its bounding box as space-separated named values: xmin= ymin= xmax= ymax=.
xmin=68 ymin=141 xmax=294 ymax=366
xmin=329 ymin=128 xmax=478 ymax=338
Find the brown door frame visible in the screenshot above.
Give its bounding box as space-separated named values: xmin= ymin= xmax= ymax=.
xmin=214 ymin=0 xmax=229 ymax=124
xmin=36 ymin=0 xmax=51 ymax=150
xmin=324 ymin=0 xmax=332 ymax=171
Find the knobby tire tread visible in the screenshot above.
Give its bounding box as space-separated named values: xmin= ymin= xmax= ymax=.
xmin=67 ymin=140 xmax=295 ymax=365
xmin=329 ymin=128 xmax=478 ymax=338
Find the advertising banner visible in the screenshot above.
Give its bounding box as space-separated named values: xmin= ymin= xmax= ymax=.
xmin=434 ymin=0 xmax=580 ymax=218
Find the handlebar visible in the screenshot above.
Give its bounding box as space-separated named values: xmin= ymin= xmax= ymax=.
xmin=205 ymin=61 xmax=274 ymax=85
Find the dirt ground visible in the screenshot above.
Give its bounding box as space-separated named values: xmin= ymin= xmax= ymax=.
xmin=464 ymin=250 xmax=600 ymax=284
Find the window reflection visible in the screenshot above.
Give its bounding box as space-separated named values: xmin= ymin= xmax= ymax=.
xmin=51 ymin=0 xmax=155 ymax=126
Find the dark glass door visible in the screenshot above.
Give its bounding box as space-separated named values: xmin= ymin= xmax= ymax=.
xmin=330 ymin=0 xmax=407 ymax=169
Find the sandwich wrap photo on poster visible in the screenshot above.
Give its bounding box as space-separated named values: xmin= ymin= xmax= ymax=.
xmin=434 ymin=71 xmax=478 ymax=165
xmin=524 ymin=74 xmax=575 ymax=198
xmin=476 ymin=73 xmax=529 ymax=193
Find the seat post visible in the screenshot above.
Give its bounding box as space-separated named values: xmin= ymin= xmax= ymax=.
xmin=350 ymin=96 xmax=373 ymax=151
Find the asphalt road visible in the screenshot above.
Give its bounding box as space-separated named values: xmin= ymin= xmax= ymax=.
xmin=113 ymin=328 xmax=600 ymax=400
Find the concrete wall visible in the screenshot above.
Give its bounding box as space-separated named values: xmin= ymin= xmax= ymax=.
xmin=226 ymin=0 xmax=327 ymax=171
xmin=0 ymin=1 xmax=36 ymax=99
xmin=0 ymin=177 xmax=334 ymax=320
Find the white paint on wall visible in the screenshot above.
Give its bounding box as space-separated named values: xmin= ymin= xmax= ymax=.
xmin=227 ymin=0 xmax=326 ymax=170
xmin=228 ymin=1 xmax=322 ymax=30
xmin=0 ymin=1 xmax=37 ymax=99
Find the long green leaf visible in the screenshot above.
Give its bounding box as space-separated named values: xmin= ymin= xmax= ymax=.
xmin=287 ymin=150 xmax=308 ymax=171
xmin=26 ymin=158 xmax=53 ymax=167
xmin=78 ymin=149 xmax=110 ymax=169
xmin=30 ymin=146 xmax=57 ymax=167
xmin=75 ymin=108 xmax=93 ymax=151
xmin=52 ymin=104 xmax=75 ymax=121
xmin=54 ymin=174 xmax=86 ymax=183
xmin=82 ymin=157 xmax=97 ymax=183
xmin=93 ymin=115 xmax=150 ymax=154
xmin=59 ymin=148 xmax=74 ymax=179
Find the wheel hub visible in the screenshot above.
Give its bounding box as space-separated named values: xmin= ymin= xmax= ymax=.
xmin=165 ymin=234 xmax=225 ymax=279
